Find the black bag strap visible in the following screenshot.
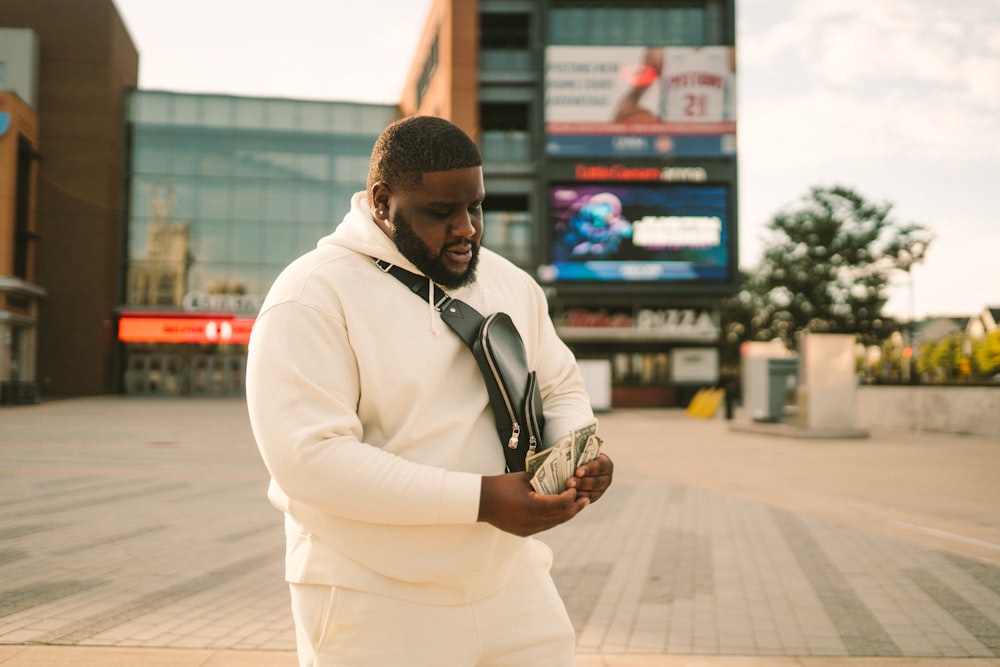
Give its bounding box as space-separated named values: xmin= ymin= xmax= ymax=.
xmin=373 ymin=257 xmax=543 ymax=472
xmin=372 ymin=258 xmax=483 ymax=348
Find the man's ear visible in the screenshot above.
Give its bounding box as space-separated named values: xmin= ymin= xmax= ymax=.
xmin=371 ymin=182 xmax=391 ymax=222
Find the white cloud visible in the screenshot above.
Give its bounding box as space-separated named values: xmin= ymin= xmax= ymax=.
xmin=738 ymin=0 xmax=1000 ymax=169
xmin=118 ymin=0 xmax=431 ymax=103
xmin=739 ymin=89 xmax=898 ymax=169
xmin=885 ymin=223 xmax=1000 ymax=318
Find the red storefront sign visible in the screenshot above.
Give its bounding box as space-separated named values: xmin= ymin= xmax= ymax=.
xmin=118 ymin=313 xmax=254 ymax=344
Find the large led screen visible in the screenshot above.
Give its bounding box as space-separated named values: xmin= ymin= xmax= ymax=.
xmin=545 ymin=46 xmax=736 ymax=158
xmin=543 ymin=184 xmax=730 ymax=283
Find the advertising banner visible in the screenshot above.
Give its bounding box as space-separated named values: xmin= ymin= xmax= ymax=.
xmin=118 ymin=313 xmax=254 ymax=344
xmin=545 ymin=46 xmax=736 ymax=158
xmin=540 ymin=183 xmax=730 ymax=284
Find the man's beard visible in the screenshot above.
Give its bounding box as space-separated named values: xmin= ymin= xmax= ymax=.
xmin=391 ymin=211 xmax=480 ymax=289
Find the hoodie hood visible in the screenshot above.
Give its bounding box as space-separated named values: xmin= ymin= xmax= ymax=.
xmin=320 ymin=191 xmax=446 ymax=334
xmin=319 ymin=192 xmax=423 ymax=275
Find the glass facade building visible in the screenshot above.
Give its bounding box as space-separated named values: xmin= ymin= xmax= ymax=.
xmin=120 ymin=91 xmax=397 ymax=395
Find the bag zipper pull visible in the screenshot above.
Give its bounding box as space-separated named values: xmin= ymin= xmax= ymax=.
xmin=528 ymin=436 xmax=537 ymax=454
xmin=507 ymin=423 xmax=520 ymax=449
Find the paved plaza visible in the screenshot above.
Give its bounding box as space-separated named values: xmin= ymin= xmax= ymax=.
xmin=1 ymin=396 xmax=999 ymax=666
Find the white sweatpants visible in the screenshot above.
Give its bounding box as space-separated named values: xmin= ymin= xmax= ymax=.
xmin=289 ymin=565 xmax=576 ymax=667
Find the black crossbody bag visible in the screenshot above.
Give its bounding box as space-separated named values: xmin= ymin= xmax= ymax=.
xmin=373 ymin=258 xmax=546 ymax=472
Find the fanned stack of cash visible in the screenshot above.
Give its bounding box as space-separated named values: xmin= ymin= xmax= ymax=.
xmin=527 ymin=418 xmax=603 ymax=495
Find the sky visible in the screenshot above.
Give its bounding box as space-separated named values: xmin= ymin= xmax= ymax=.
xmin=113 ymin=0 xmax=1000 ymax=320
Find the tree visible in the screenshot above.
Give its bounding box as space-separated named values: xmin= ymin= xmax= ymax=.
xmin=741 ymin=186 xmax=932 ymax=348
xmin=973 ymin=330 xmax=1000 ymax=378
xmin=927 ymin=334 xmax=963 ymax=381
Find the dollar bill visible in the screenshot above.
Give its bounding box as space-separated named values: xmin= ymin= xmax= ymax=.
xmin=578 ymin=434 xmax=603 ymax=466
xmin=538 ymin=441 xmax=564 ymax=493
xmin=530 ymin=459 xmax=555 ymax=494
xmin=526 ymin=440 xmax=560 ymax=476
xmin=529 ymin=420 xmax=602 ymax=495
xmin=556 ymin=440 xmax=575 ymax=484
xmin=570 ymin=418 xmax=598 ymax=470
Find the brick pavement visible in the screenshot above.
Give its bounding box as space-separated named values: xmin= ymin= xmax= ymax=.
xmin=1 ymin=396 xmax=999 ymax=666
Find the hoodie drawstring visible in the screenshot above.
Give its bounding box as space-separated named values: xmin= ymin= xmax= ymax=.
xmin=428 ymin=277 xmax=439 ymax=336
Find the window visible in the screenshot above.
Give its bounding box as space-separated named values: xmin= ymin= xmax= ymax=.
xmin=549 ymin=5 xmax=706 ymax=46
xmin=480 ymin=103 xmax=531 ymax=162
xmin=480 ymin=103 xmax=530 ymax=132
xmin=14 ymin=135 xmax=37 ymax=279
xmin=483 ymin=194 xmax=533 ymax=266
xmin=480 ymin=13 xmax=529 ymax=49
xmin=125 ymin=91 xmax=394 ymax=312
xmin=416 ymin=32 xmax=439 ymax=109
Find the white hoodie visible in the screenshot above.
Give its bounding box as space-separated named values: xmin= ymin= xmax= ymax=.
xmin=246 ymin=192 xmax=593 ymax=605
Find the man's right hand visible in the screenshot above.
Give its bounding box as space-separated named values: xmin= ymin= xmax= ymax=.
xmin=477 ymin=473 xmax=588 ymax=537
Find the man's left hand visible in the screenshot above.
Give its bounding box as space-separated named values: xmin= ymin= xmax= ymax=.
xmin=565 ymin=452 xmax=613 ymax=503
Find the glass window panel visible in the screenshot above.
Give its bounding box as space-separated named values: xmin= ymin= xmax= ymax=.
xmin=264 ymin=184 xmax=296 ymax=222
xmin=190 ymin=220 xmax=231 ymax=263
xmin=331 ymin=187 xmax=357 ymax=220
xmin=132 ymin=132 xmax=172 ymax=174
xmin=235 ymin=99 xmax=266 ymax=128
xmin=626 ymin=10 xmax=645 ymax=43
xmin=509 ymin=221 xmax=532 ymax=251
xmin=332 ymin=154 xmax=369 ymax=182
xmin=295 ymin=184 xmax=330 ymax=223
xmin=232 ymin=181 xmax=265 ymax=221
xmin=264 ymin=149 xmax=301 ymax=179
xmin=297 ymin=224 xmax=327 ymax=255
xmin=483 ymin=210 xmax=532 ymax=265
xmin=262 ymin=222 xmax=299 ymax=264
xmin=163 ymin=179 xmax=196 ymax=220
xmin=198 ymin=134 xmax=232 ymax=177
xmin=251 ymin=263 xmax=287 ymax=294
xmin=203 ymin=263 xmax=240 ymax=294
xmin=550 ymin=7 xmax=706 ymax=46
xmin=482 ymin=214 xmax=505 ymax=249
xmin=298 ymin=152 xmax=330 ymax=181
xmin=330 ymin=107 xmax=361 ymax=134
xmin=300 ymin=103 xmax=328 ymax=132
xmin=232 ymin=137 xmax=268 ymax=178
xmin=230 ymin=221 xmax=265 ymax=264
xmin=127 ymin=216 xmax=153 ymax=259
xmin=202 ymin=96 xmax=234 ymax=127
xmin=688 ymin=9 xmax=706 ymax=43
xmin=196 ymin=180 xmax=231 ymax=220
xmin=131 ymin=92 xmax=172 ymax=124
xmin=225 ymin=264 xmax=260 ymax=295
xmin=267 ymin=99 xmax=299 ymax=130
xmin=355 ymin=108 xmax=382 ymax=135
xmin=172 ymin=95 xmax=202 ymax=124
xmin=170 ymin=134 xmax=200 ymax=176
xmin=185 ymin=263 xmax=215 ymax=294
xmin=130 ymin=177 xmax=196 ymax=221
xmin=129 ymin=178 xmax=158 ymax=219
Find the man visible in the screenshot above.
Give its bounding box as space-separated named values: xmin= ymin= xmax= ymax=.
xmin=246 ymin=115 xmax=613 ymax=667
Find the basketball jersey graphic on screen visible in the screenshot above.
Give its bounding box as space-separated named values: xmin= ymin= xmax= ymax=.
xmin=660 ymin=48 xmax=734 ymax=122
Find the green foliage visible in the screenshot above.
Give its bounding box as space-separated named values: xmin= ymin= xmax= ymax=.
xmin=911 ymin=330 xmax=1000 ymax=383
xmin=927 ymin=335 xmax=961 ymax=380
xmin=973 ymin=330 xmax=1000 ymax=376
xmin=915 ymin=337 xmax=937 ymax=377
xmin=732 ymin=185 xmax=932 ymax=350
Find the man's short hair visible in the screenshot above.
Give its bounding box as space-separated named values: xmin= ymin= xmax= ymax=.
xmin=367 ymin=116 xmax=482 ymax=204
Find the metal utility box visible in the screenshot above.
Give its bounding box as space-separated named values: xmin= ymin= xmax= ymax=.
xmin=744 ymin=356 xmax=798 ymax=422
